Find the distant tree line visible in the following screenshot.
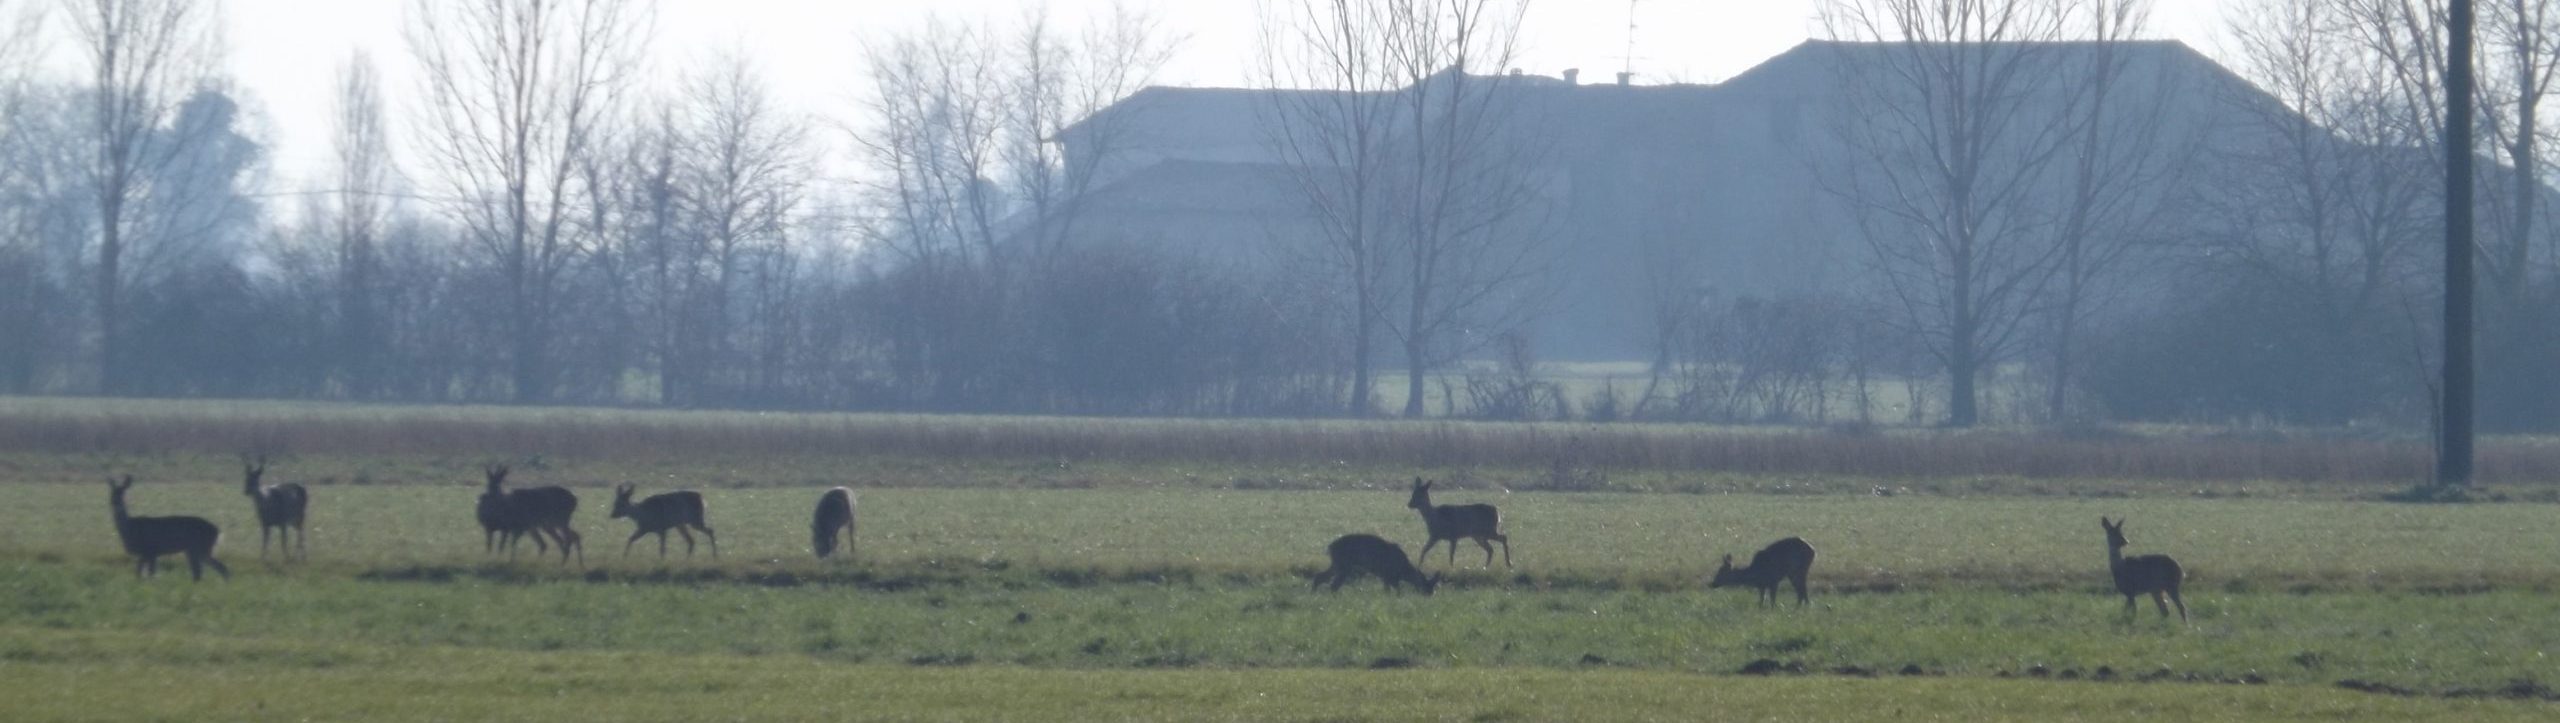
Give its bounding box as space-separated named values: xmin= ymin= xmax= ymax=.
xmin=1 ymin=0 xmax=2557 ymax=430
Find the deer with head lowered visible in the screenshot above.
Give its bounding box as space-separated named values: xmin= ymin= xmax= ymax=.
xmin=2101 ymin=517 xmax=2185 ymax=621
xmin=1309 ymin=533 xmax=1441 ymax=595
xmin=108 ymin=476 xmax=230 ymax=581
xmin=1708 ymin=537 xmax=1815 ymax=607
xmin=812 ymin=487 xmax=856 ymax=559
xmin=240 ymin=454 xmax=308 ymax=561
xmin=613 ymin=484 xmax=718 ymax=559
xmin=1407 ymin=478 xmax=1509 ymax=568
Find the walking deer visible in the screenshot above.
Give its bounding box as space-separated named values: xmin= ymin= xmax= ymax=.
xmin=1408 ymin=478 xmax=1509 ymax=568
xmin=240 ymin=454 xmax=309 ymax=561
xmin=1309 ymin=533 xmax=1441 ymax=595
xmin=2101 ymin=517 xmax=2186 ymax=621
xmin=1708 ymin=537 xmax=1816 ymax=607
xmin=812 ymin=487 xmax=856 ymax=559
xmin=613 ymin=484 xmax=718 ymax=559
xmin=108 ymin=476 xmax=230 ymax=581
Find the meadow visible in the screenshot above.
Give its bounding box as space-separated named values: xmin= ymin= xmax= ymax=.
xmin=4 ymin=398 xmax=2560 ymax=720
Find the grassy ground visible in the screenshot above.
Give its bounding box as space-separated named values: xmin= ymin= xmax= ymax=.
xmin=14 ymin=627 xmax=2553 ymax=723
xmin=12 ymin=395 xmax=2560 ymax=491
xmin=7 ymin=397 xmax=2560 ymax=718
xmin=8 ymin=485 xmax=2560 ymax=697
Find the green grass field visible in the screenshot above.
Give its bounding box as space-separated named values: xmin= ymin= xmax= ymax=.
xmin=5 ymin=481 xmax=2560 ymax=719
xmin=4 ymin=399 xmax=2559 ymax=719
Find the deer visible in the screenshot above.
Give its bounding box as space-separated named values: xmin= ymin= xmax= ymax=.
xmin=1708 ymin=537 xmax=1816 ymax=607
xmin=1407 ymin=478 xmax=1509 ymax=569
xmin=107 ymin=476 xmax=231 ymax=581
xmin=2101 ymin=517 xmax=2186 ymax=621
xmin=1309 ymin=533 xmax=1441 ymax=595
xmin=812 ymin=487 xmax=857 ymax=559
xmin=612 ymin=484 xmax=718 ymax=559
xmin=478 ymin=465 xmax=582 ymax=565
xmin=240 ymin=454 xmax=309 ymax=562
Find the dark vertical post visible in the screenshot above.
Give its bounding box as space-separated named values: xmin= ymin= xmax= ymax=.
xmin=2442 ymin=0 xmax=2477 ymax=487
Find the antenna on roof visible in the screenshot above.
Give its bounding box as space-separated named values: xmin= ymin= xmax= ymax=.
xmin=1623 ymin=0 xmax=1640 ymax=81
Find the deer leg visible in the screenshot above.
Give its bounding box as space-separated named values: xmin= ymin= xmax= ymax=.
xmin=2152 ymin=591 xmax=2171 ymax=618
xmin=1495 ymin=534 xmax=1511 ymax=568
xmin=1448 ymin=540 xmax=1460 ymax=568
xmin=1476 ymin=538 xmax=1496 ymax=569
xmin=1793 ymin=574 xmax=1809 ymax=607
xmin=134 ymin=557 xmax=150 ymax=579
xmin=623 ymin=530 xmax=646 ymax=558
xmin=1330 ymin=569 xmax=1351 ymax=591
xmin=1310 ymin=568 xmax=1331 ymax=591
xmin=199 ymin=552 xmax=230 ymax=581
xmin=697 ymin=525 xmax=719 ymax=559
xmin=2168 ymin=585 xmax=2188 ymax=622
xmin=677 ymin=527 xmax=696 ymax=557
xmin=260 ymin=526 xmax=272 ymax=559
xmin=2123 ymin=594 xmax=2138 ymax=617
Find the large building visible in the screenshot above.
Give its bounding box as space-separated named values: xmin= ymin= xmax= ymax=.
xmin=1050 ymin=40 xmax=2312 ymax=361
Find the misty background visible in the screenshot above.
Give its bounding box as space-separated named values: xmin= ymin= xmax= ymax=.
xmin=0 ymin=0 xmax=2552 ymax=430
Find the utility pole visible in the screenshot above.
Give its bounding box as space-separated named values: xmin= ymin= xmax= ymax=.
xmin=2441 ymin=0 xmax=2477 ymax=487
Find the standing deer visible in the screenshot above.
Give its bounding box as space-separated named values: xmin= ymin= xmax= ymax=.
xmin=240 ymin=454 xmax=309 ymax=561
xmin=1309 ymin=533 xmax=1441 ymax=595
xmin=613 ymin=484 xmax=718 ymax=559
xmin=478 ymin=465 xmax=581 ymax=565
xmin=1708 ymin=537 xmax=1816 ymax=607
xmin=812 ymin=487 xmax=856 ymax=559
xmin=1407 ymin=478 xmax=1509 ymax=568
xmin=107 ymin=476 xmax=230 ymax=581
xmin=2101 ymin=517 xmax=2186 ymax=621
xmin=476 ymin=464 xmax=522 ymax=555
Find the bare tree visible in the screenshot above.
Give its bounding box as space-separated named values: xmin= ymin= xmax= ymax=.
xmin=851 ymin=6 xmax=1171 ymax=408
xmin=1818 ymin=0 xmax=2090 ymax=427
xmin=0 ymin=0 xmax=49 ymax=392
xmin=2038 ymin=0 xmax=2204 ymax=421
xmin=668 ymin=54 xmax=810 ymax=404
xmin=406 ymin=0 xmax=651 ymax=404
xmin=65 ymin=0 xmax=222 ymax=393
xmin=1262 ymin=0 xmax=1553 ymax=418
xmin=331 ymin=52 xmax=394 ymax=397
xmin=2220 ymin=0 xmax=2437 ymax=333
xmin=1257 ymin=0 xmax=1402 ymax=415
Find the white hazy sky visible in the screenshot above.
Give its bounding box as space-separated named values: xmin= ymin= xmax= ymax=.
xmin=118 ymin=0 xmax=2237 ymax=188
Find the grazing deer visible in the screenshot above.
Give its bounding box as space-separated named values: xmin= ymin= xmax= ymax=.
xmin=1407 ymin=478 xmax=1510 ymax=568
xmin=240 ymin=454 xmax=309 ymax=561
xmin=613 ymin=484 xmax=718 ymax=559
xmin=1708 ymin=537 xmax=1816 ymax=607
xmin=1309 ymin=534 xmax=1441 ymax=595
xmin=2101 ymin=517 xmax=2186 ymax=621
xmin=812 ymin=487 xmax=857 ymax=559
xmin=107 ymin=476 xmax=230 ymax=581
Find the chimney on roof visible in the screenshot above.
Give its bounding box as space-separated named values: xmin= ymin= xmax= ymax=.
xmin=1616 ymin=71 xmax=1633 ymax=86
xmin=1563 ymin=68 xmax=1580 ymax=86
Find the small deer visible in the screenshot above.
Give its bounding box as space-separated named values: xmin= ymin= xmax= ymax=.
xmin=812 ymin=487 xmax=857 ymax=559
xmin=107 ymin=476 xmax=230 ymax=581
xmin=1708 ymin=537 xmax=1816 ymax=607
xmin=613 ymin=484 xmax=718 ymax=559
xmin=240 ymin=454 xmax=309 ymax=561
xmin=2102 ymin=517 xmax=2186 ymax=621
xmin=1309 ymin=533 xmax=1441 ymax=595
xmin=1408 ymin=478 xmax=1510 ymax=568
